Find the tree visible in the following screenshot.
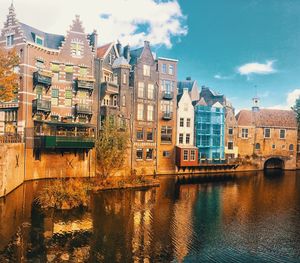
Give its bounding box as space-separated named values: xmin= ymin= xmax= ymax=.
xmin=95 ymin=117 xmax=129 ymax=178
xmin=0 ymin=48 xmax=19 ymax=102
xmin=292 ymin=98 xmax=300 ymax=126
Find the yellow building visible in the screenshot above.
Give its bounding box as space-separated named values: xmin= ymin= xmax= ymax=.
xmin=236 ymin=105 xmax=297 ymax=170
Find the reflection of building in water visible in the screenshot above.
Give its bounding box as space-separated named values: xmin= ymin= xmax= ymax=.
xmin=171 ymin=184 xmax=197 ymax=262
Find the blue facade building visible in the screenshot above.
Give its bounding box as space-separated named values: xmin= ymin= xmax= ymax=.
xmin=194 ymin=98 xmax=225 ymax=163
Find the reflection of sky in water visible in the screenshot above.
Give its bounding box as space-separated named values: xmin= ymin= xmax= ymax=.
xmin=0 ymin=171 xmax=300 ymax=262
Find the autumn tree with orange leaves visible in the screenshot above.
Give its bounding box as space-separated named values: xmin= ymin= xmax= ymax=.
xmin=0 ymin=48 xmax=19 ymax=102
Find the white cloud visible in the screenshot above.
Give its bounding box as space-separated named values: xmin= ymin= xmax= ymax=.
xmin=237 ymin=60 xmax=276 ymax=76
xmin=0 ymin=0 xmax=187 ymax=48
xmin=214 ymin=74 xmax=234 ymax=80
xmin=266 ymin=88 xmax=300 ymax=110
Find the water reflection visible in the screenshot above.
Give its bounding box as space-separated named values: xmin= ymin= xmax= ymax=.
xmin=0 ymin=171 xmax=300 ymax=262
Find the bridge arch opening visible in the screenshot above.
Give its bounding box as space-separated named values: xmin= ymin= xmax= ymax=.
xmin=264 ymin=158 xmax=284 ymax=170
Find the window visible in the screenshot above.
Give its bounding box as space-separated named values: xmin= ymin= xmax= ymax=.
xmin=241 ymin=128 xmax=248 ymax=138
xmin=264 ymin=128 xmax=271 ymax=138
xmin=137 ymin=104 xmax=144 ymax=120
xmin=136 ymin=149 xmax=143 ymax=160
xmin=6 ymin=35 xmax=14 ymax=47
xmin=147 ymin=84 xmax=154 ymax=100
xmin=51 ymin=63 xmax=60 ymax=73
xmin=71 ymin=42 xmax=84 ymax=57
xmin=113 ymin=95 xmax=118 ymax=107
xmin=35 ymin=86 xmax=43 ymax=99
xmin=163 ymin=151 xmax=170 ymax=157
xmin=79 ymin=67 xmax=87 ymax=77
xmin=255 ymin=143 xmax=260 ymax=150
xmin=123 ymin=73 xmax=127 ymax=84
xmin=180 ymin=118 xmax=184 ymax=127
xmin=51 ymin=89 xmax=59 ymax=106
xmin=228 ymin=128 xmax=233 ymax=135
xmin=143 ymin=65 xmax=150 ymax=76
xmin=161 ymin=80 xmax=174 ymax=93
xmin=280 ymin=129 xmax=286 ymax=139
xmin=162 ymin=64 xmax=167 ymax=73
xmin=190 ymin=150 xmax=196 ymax=161
xmin=179 ymin=133 xmax=183 ymax=144
xmin=183 ymin=150 xmax=188 ymax=161
xmin=168 ymin=64 xmax=174 ymax=75
xmin=147 ymin=105 xmax=154 ymax=121
xmin=147 ymin=130 xmax=153 ymax=141
xmin=36 ymin=59 xmax=44 ymax=69
xmin=65 ymin=65 xmax=73 ymax=81
xmin=138 ymin=82 xmax=144 ymax=98
xmin=35 ymin=36 xmax=44 ymax=46
xmin=289 ymin=144 xmax=294 ymax=151
xmin=122 ymin=95 xmax=126 ymax=107
xmin=65 ymin=89 xmax=72 ymax=107
xmin=186 ymin=118 xmax=191 ymax=127
xmin=161 ymin=126 xmax=172 ymax=143
xmin=186 ymin=133 xmax=190 ymax=144
xmin=137 ymin=129 xmax=143 ymax=140
xmin=272 ymin=144 xmax=276 ymax=149
xmin=297 ymin=144 xmax=300 ymax=153
xmin=146 ymin=148 xmax=153 ymax=160
xmin=228 ymin=142 xmax=233 ymax=150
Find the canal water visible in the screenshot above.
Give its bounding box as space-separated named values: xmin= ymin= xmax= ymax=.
xmin=0 ymin=170 xmax=300 ymax=262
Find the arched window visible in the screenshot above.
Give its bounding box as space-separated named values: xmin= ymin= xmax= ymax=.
xmin=289 ymin=144 xmax=294 ymax=151
xmin=255 ymin=143 xmax=260 ymax=150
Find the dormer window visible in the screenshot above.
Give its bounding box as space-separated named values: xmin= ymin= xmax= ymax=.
xmin=6 ymin=35 xmax=14 ymax=47
xmin=35 ymin=36 xmax=44 ymax=46
xmin=71 ymin=42 xmax=83 ymax=57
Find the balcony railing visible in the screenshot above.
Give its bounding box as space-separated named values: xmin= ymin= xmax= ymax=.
xmin=32 ymin=99 xmax=51 ymax=114
xmin=75 ymin=77 xmax=95 ymax=94
xmin=36 ymin=135 xmax=95 ymax=149
xmin=101 ymin=81 xmax=119 ymax=95
xmin=0 ymin=133 xmax=23 ymax=143
xmin=162 ymin=112 xmax=173 ymax=120
xmin=74 ymin=104 xmax=93 ymax=116
xmin=162 ymin=91 xmax=174 ymax=100
xmin=33 ymin=71 xmax=52 ymax=88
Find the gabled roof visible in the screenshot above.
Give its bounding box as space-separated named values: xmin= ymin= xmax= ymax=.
xmin=112 ymin=56 xmax=130 ymax=69
xmin=236 ymin=109 xmax=297 ymax=128
xmin=212 ymin=101 xmax=223 ymax=108
xmin=97 ymin=42 xmax=114 ymax=58
xmin=178 ymin=80 xmax=196 ymax=93
xmin=19 ymin=22 xmax=65 ymax=50
xmin=129 ymin=47 xmax=143 ymax=65
xmin=197 ymin=97 xmax=207 ymax=106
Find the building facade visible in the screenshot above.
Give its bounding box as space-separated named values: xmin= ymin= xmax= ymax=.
xmin=129 ymin=41 xmax=159 ymax=174
xmin=0 ymin=5 xmax=98 ymax=180
xmin=194 ymin=99 xmax=225 ymax=163
xmin=175 ymin=88 xmax=198 ymax=169
xmin=236 ymin=106 xmax=297 ymax=170
xmin=156 ymin=57 xmax=178 ymax=173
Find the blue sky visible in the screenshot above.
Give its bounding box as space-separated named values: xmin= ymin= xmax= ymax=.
xmin=156 ymin=0 xmax=300 ymax=110
xmin=1 ymin=0 xmax=300 ymax=111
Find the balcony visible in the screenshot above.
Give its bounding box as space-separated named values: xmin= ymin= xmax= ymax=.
xmin=162 ymin=91 xmax=173 ymax=100
xmin=74 ymin=104 xmax=93 ymax=118
xmin=33 ymin=71 xmax=52 ymax=89
xmin=101 ymin=81 xmax=119 ymax=95
xmin=38 ymin=136 xmax=95 ymax=149
xmin=162 ymin=112 xmax=173 ymax=120
xmin=32 ymin=99 xmax=51 ymax=115
xmin=75 ymin=77 xmax=95 ymax=95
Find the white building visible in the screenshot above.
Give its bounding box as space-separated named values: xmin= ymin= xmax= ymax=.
xmin=176 ymin=88 xmax=194 ymax=146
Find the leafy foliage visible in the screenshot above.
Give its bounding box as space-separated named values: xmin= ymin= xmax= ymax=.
xmin=292 ymin=98 xmax=300 ymax=126
xmin=96 ymin=118 xmax=129 ymax=178
xmin=0 ymin=48 xmax=19 ymax=102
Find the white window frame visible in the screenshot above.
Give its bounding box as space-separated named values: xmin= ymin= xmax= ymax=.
xmin=264 ymin=128 xmax=271 ymax=138
xmin=241 ymin=128 xmax=248 ymax=138
xmin=143 ymin=65 xmax=150 ymax=77
xmin=190 ymin=150 xmax=196 ymax=161
xmin=279 ymin=129 xmax=286 ymax=139
xmin=183 ymin=150 xmax=189 ymax=161
xmin=35 ymin=35 xmax=44 ymax=46
xmin=137 ymin=104 xmax=144 ymax=120
xmin=147 ymin=84 xmax=154 ymax=100
xmin=138 ymin=82 xmax=144 ymax=98
xmin=147 ymin=105 xmax=154 ymax=121
xmin=6 ymin=35 xmax=14 ymax=47
xmin=168 ymin=64 xmax=174 ymax=75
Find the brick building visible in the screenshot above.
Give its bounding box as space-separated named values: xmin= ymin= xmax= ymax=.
xmin=236 ymin=103 xmax=298 ymax=170
xmin=0 ymin=4 xmax=98 ymax=179
xmin=156 ymin=57 xmax=178 ymax=173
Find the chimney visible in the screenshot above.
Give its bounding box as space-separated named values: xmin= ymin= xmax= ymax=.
xmin=186 ymin=76 xmax=191 ymax=81
xmin=123 ymin=44 xmax=130 ymax=61
xmin=116 ymin=40 xmax=122 ymax=57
